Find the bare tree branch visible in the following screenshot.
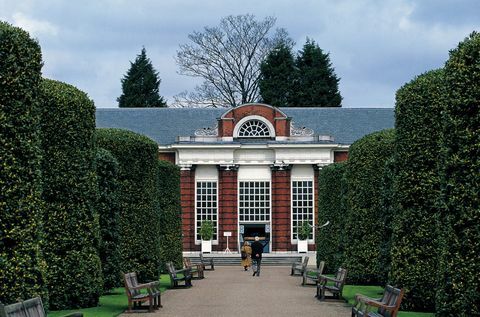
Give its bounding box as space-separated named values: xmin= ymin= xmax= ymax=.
xmin=175 ymin=14 xmax=290 ymax=108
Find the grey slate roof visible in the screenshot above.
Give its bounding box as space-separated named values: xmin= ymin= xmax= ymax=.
xmin=95 ymin=107 xmax=394 ymax=146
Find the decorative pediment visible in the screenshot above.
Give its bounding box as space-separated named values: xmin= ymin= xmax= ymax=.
xmin=194 ymin=124 xmax=218 ymax=136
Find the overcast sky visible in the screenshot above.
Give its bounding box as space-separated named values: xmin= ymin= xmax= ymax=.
xmin=1 ymin=0 xmax=479 ymax=108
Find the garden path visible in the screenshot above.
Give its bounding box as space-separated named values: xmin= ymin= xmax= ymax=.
xmin=121 ymin=266 xmax=350 ymax=317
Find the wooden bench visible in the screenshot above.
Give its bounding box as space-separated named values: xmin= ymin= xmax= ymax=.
xmin=123 ymin=272 xmax=161 ymax=313
xmin=166 ymin=262 xmax=192 ymax=288
xmin=199 ymin=253 xmax=215 ymax=270
xmin=316 ymin=267 xmax=348 ymax=300
xmin=351 ymin=285 xmax=404 ymax=317
xmin=183 ymin=257 xmax=204 ymax=279
xmin=0 ymin=297 xmax=82 ymax=317
xmin=302 ymin=261 xmax=325 ymax=286
xmin=291 ymin=256 xmax=309 ymax=276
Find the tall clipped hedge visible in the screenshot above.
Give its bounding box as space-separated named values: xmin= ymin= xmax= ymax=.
xmin=39 ymin=79 xmax=102 ymax=309
xmin=0 ymin=21 xmax=48 ymax=305
xmin=343 ymin=129 xmax=395 ymax=284
xmin=157 ymin=160 xmax=183 ymax=271
xmin=95 ymin=129 xmax=162 ymax=282
xmin=390 ymin=69 xmax=445 ymax=311
xmin=95 ymin=148 xmax=122 ymax=292
xmin=436 ymin=32 xmax=480 ymax=316
xmin=316 ymin=162 xmax=346 ymax=273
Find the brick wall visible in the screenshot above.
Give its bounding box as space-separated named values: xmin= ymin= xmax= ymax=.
xmin=180 ymin=168 xmax=196 ymax=251
xmin=272 ymin=168 xmax=292 ymax=251
xmin=218 ymin=104 xmax=289 ymax=137
xmin=218 ymin=168 xmax=238 ymax=252
xmin=334 ymin=151 xmax=349 ymax=162
xmin=158 ymin=152 xmax=175 ymax=163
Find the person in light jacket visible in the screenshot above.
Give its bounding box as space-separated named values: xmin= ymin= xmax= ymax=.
xmin=241 ymin=241 xmax=252 ymax=271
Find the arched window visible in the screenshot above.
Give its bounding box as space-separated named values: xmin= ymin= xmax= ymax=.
xmin=238 ymin=119 xmax=271 ymax=137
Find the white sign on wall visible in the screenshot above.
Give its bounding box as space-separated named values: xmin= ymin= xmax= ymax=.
xmin=223 ymin=231 xmax=232 ymax=237
xmin=265 ymin=225 xmax=271 ymax=233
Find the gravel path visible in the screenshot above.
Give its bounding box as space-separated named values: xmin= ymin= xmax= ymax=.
xmin=121 ymin=266 xmax=351 ymax=317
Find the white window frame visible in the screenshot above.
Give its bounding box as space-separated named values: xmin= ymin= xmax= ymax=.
xmin=233 ymin=115 xmax=276 ymax=138
xmin=195 ymin=180 xmax=219 ymax=245
xmin=238 ymin=180 xmax=271 ymax=223
xmin=291 ymin=178 xmax=315 ymax=244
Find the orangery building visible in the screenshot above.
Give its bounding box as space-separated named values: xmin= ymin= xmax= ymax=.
xmin=96 ymin=104 xmax=394 ymax=254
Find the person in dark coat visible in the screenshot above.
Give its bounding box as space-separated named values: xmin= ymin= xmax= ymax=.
xmin=250 ymin=236 xmax=267 ymax=276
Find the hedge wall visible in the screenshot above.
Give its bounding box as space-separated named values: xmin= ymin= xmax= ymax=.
xmin=390 ymin=69 xmax=445 ymax=311
xmin=343 ymin=129 xmax=395 ymax=284
xmin=316 ymin=162 xmax=346 ymax=273
xmin=95 ymin=148 xmax=122 ymax=292
xmin=95 ymin=129 xmax=162 ymax=282
xmin=39 ymin=79 xmax=102 ymax=309
xmin=0 ymin=22 xmax=48 ymax=305
xmin=157 ymin=160 xmax=183 ymax=272
xmin=436 ymin=32 xmax=480 ymax=316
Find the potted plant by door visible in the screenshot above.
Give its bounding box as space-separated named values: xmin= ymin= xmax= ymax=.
xmin=200 ymin=220 xmax=214 ymax=253
xmin=297 ymin=221 xmax=311 ymax=253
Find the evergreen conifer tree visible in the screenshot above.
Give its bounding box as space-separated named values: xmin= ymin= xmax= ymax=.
xmin=118 ymin=47 xmax=167 ymax=107
xmin=259 ymin=43 xmax=296 ymax=107
xmin=293 ymin=39 xmax=342 ymax=107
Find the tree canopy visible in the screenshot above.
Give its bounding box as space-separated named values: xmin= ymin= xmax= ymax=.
xmin=259 ymin=42 xmax=296 ymax=107
xmin=175 ymin=14 xmax=291 ymax=108
xmin=259 ymin=39 xmax=342 ymax=107
xmin=117 ymin=47 xmax=167 ymax=107
xmin=293 ymin=39 xmax=342 ymax=107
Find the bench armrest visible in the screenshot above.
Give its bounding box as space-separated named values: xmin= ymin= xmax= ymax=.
xmin=174 ymin=268 xmax=191 ymax=274
xmin=363 ymin=299 xmax=396 ymax=311
xmin=353 ymin=293 xmax=382 ymax=305
xmin=318 ymin=275 xmax=341 ymax=284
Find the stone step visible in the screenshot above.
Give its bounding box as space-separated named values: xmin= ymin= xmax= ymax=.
xmin=189 ymin=255 xmax=303 ymax=266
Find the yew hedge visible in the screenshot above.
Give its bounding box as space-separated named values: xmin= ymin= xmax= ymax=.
xmin=436 ymin=32 xmax=480 ymax=316
xmin=95 ymin=129 xmax=162 ymax=282
xmin=0 ymin=21 xmax=48 ymax=306
xmin=390 ymin=69 xmax=445 ymax=311
xmin=95 ymin=148 xmax=122 ymax=292
xmin=343 ymin=129 xmax=395 ymax=284
xmin=39 ymin=79 xmax=102 ymax=309
xmin=316 ymin=162 xmax=347 ymax=273
xmin=157 ymin=160 xmax=183 ymax=272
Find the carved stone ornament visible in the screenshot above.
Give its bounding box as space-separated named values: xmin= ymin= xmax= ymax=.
xmin=194 ymin=124 xmax=218 ymax=136
xmin=290 ymin=121 xmax=314 ymax=136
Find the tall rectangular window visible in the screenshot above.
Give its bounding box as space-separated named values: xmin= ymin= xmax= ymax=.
xmin=239 ymin=181 xmax=270 ymax=222
xmin=292 ymin=180 xmax=314 ymax=240
xmin=196 ymin=181 xmax=218 ymax=241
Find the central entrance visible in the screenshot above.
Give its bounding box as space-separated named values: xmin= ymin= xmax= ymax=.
xmin=240 ymin=224 xmax=270 ymax=253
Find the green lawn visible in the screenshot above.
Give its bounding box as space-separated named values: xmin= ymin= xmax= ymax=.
xmin=343 ymin=285 xmax=434 ymax=317
xmin=48 ymin=275 xmax=171 ymax=317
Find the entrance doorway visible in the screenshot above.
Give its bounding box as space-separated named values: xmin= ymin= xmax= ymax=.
xmin=240 ymin=224 xmax=270 ymax=253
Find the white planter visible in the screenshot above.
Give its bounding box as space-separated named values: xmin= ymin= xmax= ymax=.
xmin=298 ymin=239 xmax=308 ymax=253
xmin=201 ymin=240 xmax=212 ymax=253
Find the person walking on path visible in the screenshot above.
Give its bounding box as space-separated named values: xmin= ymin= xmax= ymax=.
xmin=251 ymin=236 xmax=268 ymax=276
xmin=241 ymin=241 xmax=252 ymax=271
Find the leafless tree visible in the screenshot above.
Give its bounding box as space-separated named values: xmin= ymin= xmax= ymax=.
xmin=175 ymin=14 xmax=291 ymax=108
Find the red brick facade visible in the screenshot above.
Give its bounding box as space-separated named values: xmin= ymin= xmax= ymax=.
xmin=218 ymin=104 xmax=290 ymax=137
xmin=180 ymin=168 xmax=196 ymax=251
xmin=271 ymin=168 xmax=292 ymax=251
xmin=334 ymin=151 xmax=349 ymax=162
xmin=218 ymin=168 xmax=238 ymax=252
xmin=158 ymin=152 xmax=175 ymax=163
